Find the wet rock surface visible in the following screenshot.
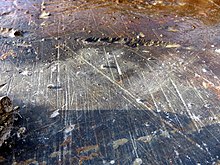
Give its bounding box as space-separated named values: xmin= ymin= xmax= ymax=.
xmin=0 ymin=0 xmax=220 ymax=164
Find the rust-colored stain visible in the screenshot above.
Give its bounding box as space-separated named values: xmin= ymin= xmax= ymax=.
xmin=202 ymin=79 xmax=220 ymax=99
xmin=79 ymin=153 xmax=99 ymax=165
xmin=76 ymin=144 xmax=99 ymax=154
xmin=0 ymin=50 xmax=16 ymax=60
xmin=60 ymin=136 xmax=72 ymax=147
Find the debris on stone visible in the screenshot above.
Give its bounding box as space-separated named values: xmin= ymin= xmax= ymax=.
xmin=47 ymin=84 xmax=62 ymax=89
xmin=0 ymin=27 xmax=24 ymax=38
xmin=112 ymin=138 xmax=128 ymax=149
xmin=215 ymin=49 xmax=220 ymax=54
xmin=0 ymin=96 xmax=14 ymax=147
xmin=165 ymin=43 xmax=181 ymax=48
xmin=50 ymin=109 xmax=60 ymax=118
xmin=39 ymin=11 xmax=50 ymax=19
